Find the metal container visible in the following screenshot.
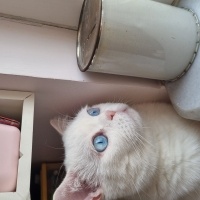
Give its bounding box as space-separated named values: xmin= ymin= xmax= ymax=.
xmin=77 ymin=0 xmax=198 ymax=81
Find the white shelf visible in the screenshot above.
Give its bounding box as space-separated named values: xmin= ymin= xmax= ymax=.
xmin=0 ymin=18 xmax=164 ymax=86
xmin=0 ymin=90 xmax=34 ymax=200
xmin=0 ymin=0 xmax=84 ymax=29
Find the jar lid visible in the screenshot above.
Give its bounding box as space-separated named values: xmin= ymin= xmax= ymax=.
xmin=77 ymin=0 xmax=102 ymax=71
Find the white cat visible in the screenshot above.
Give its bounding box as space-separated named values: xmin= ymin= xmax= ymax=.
xmin=51 ymin=103 xmax=200 ymax=200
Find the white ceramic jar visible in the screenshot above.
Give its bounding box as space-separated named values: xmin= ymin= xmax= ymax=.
xmin=77 ymin=0 xmax=198 ymax=81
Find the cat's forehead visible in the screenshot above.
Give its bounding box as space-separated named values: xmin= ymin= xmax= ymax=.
xmin=78 ymin=103 xmax=128 ymax=115
xmin=67 ymin=103 xmax=129 ymax=132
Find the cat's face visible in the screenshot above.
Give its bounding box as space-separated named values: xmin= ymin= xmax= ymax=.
xmin=53 ymin=103 xmax=146 ymax=200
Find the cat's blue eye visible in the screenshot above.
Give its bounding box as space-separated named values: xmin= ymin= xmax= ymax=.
xmin=87 ymin=107 xmax=100 ymax=116
xmin=93 ymin=135 xmax=108 ymax=152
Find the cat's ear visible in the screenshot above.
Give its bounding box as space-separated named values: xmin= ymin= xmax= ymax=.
xmin=50 ymin=115 xmax=69 ymax=135
xmin=53 ymin=171 xmax=103 ymax=200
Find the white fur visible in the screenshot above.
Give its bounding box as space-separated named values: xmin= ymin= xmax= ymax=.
xmin=61 ymin=103 xmax=200 ymax=200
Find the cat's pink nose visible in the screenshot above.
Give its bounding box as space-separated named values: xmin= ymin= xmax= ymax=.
xmin=106 ymin=111 xmax=116 ymax=120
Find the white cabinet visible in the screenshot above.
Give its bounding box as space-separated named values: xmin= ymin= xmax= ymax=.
xmin=0 ymin=90 xmax=34 ymax=200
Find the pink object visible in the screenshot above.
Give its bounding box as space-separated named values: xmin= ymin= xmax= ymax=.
xmin=0 ymin=116 xmax=20 ymax=129
xmin=0 ymin=124 xmax=20 ymax=192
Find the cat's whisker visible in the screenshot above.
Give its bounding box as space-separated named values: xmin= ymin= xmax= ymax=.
xmin=129 ymin=167 xmax=153 ymax=200
xmin=123 ymin=134 xmax=145 ymax=157
xmin=193 ymin=188 xmax=200 ymax=200
xmin=54 ymin=163 xmax=65 ymax=188
xmin=130 ymin=178 xmax=142 ymax=200
xmin=130 ymin=131 xmax=148 ymax=151
xmin=66 ymin=116 xmax=75 ymax=120
xmin=141 ymin=126 xmax=151 ymax=129
xmin=113 ymin=97 xmax=123 ymax=103
xmin=44 ymin=139 xmax=64 ymax=150
xmin=116 ymin=98 xmax=124 ymax=104
xmin=49 ymin=107 xmax=66 ymax=116
xmin=136 ymin=132 xmax=154 ymax=148
xmin=121 ymin=99 xmax=134 ymax=105
xmin=127 ymin=137 xmax=141 ymax=156
xmin=135 ymin=134 xmax=146 ymax=148
xmin=110 ymin=97 xmax=135 ymax=105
